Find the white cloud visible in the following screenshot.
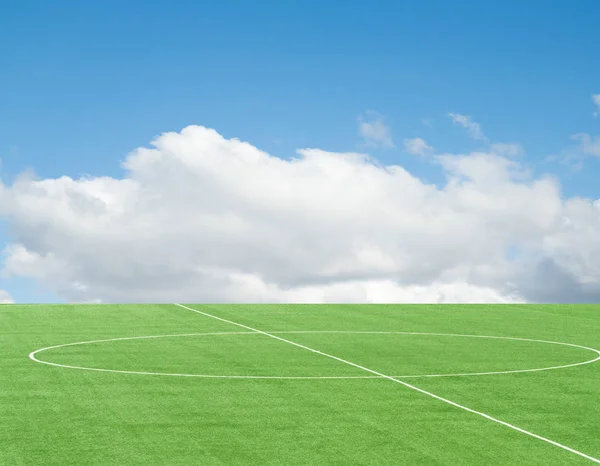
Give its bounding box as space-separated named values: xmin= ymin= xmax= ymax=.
xmin=225 ymin=276 xmax=524 ymax=304
xmin=403 ymin=138 xmax=434 ymax=156
xmin=448 ymin=114 xmax=521 ymax=157
xmin=0 ymin=290 xmax=14 ymax=304
xmin=592 ymin=94 xmax=600 ymax=118
xmin=448 ymin=113 xmax=488 ymax=141
xmin=1 ymin=125 xmax=600 ymax=303
xmin=358 ymin=111 xmax=395 ymax=148
xmin=572 ymin=133 xmax=600 ymax=157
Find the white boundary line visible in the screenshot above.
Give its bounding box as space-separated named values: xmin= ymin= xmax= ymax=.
xmin=29 ymin=330 xmax=600 ymax=379
xmin=173 ymin=303 xmax=600 ymax=464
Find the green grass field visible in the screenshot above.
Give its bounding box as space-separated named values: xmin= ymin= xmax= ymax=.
xmin=2 ymin=304 xmax=600 ymax=465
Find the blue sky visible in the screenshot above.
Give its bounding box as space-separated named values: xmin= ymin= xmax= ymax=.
xmin=1 ymin=0 xmax=600 ymax=303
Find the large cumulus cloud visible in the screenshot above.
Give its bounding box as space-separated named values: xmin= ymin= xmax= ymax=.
xmin=1 ymin=125 xmax=599 ymax=303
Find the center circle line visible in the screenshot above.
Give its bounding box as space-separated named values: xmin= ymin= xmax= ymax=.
xmin=28 ymin=331 xmax=600 ymax=379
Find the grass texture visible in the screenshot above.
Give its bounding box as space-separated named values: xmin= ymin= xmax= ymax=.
xmin=1 ymin=303 xmax=600 ymax=465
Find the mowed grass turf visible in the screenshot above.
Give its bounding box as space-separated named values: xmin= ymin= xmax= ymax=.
xmin=1 ymin=304 xmax=600 ymax=465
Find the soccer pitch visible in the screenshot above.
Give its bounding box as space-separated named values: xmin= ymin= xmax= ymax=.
xmin=2 ymin=304 xmax=600 ymax=465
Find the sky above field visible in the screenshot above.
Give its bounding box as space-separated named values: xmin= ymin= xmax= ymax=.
xmin=1 ymin=0 xmax=600 ymax=304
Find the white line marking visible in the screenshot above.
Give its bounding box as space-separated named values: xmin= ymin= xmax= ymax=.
xmin=29 ymin=331 xmax=600 ymax=379
xmin=28 ymin=331 xmax=366 ymax=379
xmin=174 ymin=303 xmax=600 ymax=464
xmin=274 ymin=330 xmax=600 ymax=378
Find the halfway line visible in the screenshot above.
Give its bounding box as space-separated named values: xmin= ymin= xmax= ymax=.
xmin=173 ymin=303 xmax=600 ymax=464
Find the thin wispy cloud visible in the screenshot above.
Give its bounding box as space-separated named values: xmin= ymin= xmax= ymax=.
xmin=358 ymin=111 xmax=395 ymax=148
xmin=490 ymin=143 xmax=523 ymax=157
xmin=448 ymin=113 xmax=488 ymax=142
xmin=593 ymin=94 xmax=600 ymax=118
xmin=403 ymin=137 xmax=434 ymax=156
xmin=0 ymin=290 xmax=14 ymax=304
xmin=572 ymin=133 xmax=600 ymax=157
